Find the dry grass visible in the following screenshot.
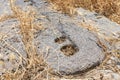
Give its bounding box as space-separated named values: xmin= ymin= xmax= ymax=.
xmin=0 ymin=0 xmax=48 ymax=80
xmin=48 ymin=0 xmax=77 ymax=16
xmin=49 ymin=0 xmax=120 ymax=24
xmin=0 ymin=0 xmax=120 ymax=80
xmin=0 ymin=14 xmax=16 ymax=22
xmin=48 ymin=0 xmax=120 ymax=74
xmin=79 ymin=17 xmax=120 ymax=75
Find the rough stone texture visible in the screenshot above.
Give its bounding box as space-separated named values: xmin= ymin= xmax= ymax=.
xmin=75 ymin=8 xmax=120 ymax=49
xmin=0 ymin=19 xmax=26 ymax=75
xmin=85 ymin=70 xmax=120 ymax=80
xmin=0 ymin=0 xmax=13 ymax=16
xmin=35 ymin=17 xmax=104 ymax=74
xmin=0 ymin=0 xmax=119 ymax=77
xmin=76 ymin=8 xmax=120 ymax=39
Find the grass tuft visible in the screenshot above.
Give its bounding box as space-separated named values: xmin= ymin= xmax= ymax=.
xmin=49 ymin=0 xmax=120 ymax=24
xmin=0 ymin=0 xmax=47 ymax=80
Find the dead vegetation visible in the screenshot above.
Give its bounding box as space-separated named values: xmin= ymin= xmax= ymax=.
xmin=0 ymin=0 xmax=48 ymax=80
xmin=49 ymin=0 xmax=120 ymax=24
xmin=0 ymin=0 xmax=120 ymax=80
xmin=49 ymin=0 xmax=120 ymax=76
xmin=0 ymin=14 xmax=16 ymax=22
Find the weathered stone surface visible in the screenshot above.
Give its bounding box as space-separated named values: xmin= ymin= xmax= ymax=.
xmin=0 ymin=0 xmax=13 ymax=16
xmin=35 ymin=17 xmax=104 ymax=74
xmin=76 ymin=8 xmax=120 ymax=39
xmin=85 ymin=70 xmax=120 ymax=80
xmin=0 ymin=0 xmax=119 ymax=76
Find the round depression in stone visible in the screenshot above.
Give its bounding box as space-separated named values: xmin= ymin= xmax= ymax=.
xmin=35 ymin=17 xmax=105 ymax=75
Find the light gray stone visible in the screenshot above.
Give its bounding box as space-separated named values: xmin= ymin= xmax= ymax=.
xmin=31 ymin=0 xmax=105 ymax=74
xmin=1 ymin=0 xmax=120 ymax=76
xmin=0 ymin=0 xmax=13 ymax=16
xmin=35 ymin=19 xmax=104 ymax=74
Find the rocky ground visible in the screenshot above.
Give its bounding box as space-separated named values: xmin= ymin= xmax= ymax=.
xmin=0 ymin=0 xmax=120 ymax=80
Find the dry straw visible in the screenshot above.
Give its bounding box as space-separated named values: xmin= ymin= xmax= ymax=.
xmin=0 ymin=0 xmax=47 ymax=80
xmin=49 ymin=0 xmax=120 ymax=24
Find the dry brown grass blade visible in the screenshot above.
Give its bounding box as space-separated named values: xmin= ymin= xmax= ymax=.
xmin=49 ymin=0 xmax=120 ymax=24
xmin=0 ymin=0 xmax=47 ymax=80
xmin=0 ymin=14 xmax=16 ymax=22
xmin=48 ymin=0 xmax=77 ymax=16
xmin=9 ymin=0 xmax=41 ymax=65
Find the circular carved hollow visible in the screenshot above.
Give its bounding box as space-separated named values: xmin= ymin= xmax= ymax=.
xmin=60 ymin=44 xmax=79 ymax=56
xmin=54 ymin=36 xmax=66 ymax=44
